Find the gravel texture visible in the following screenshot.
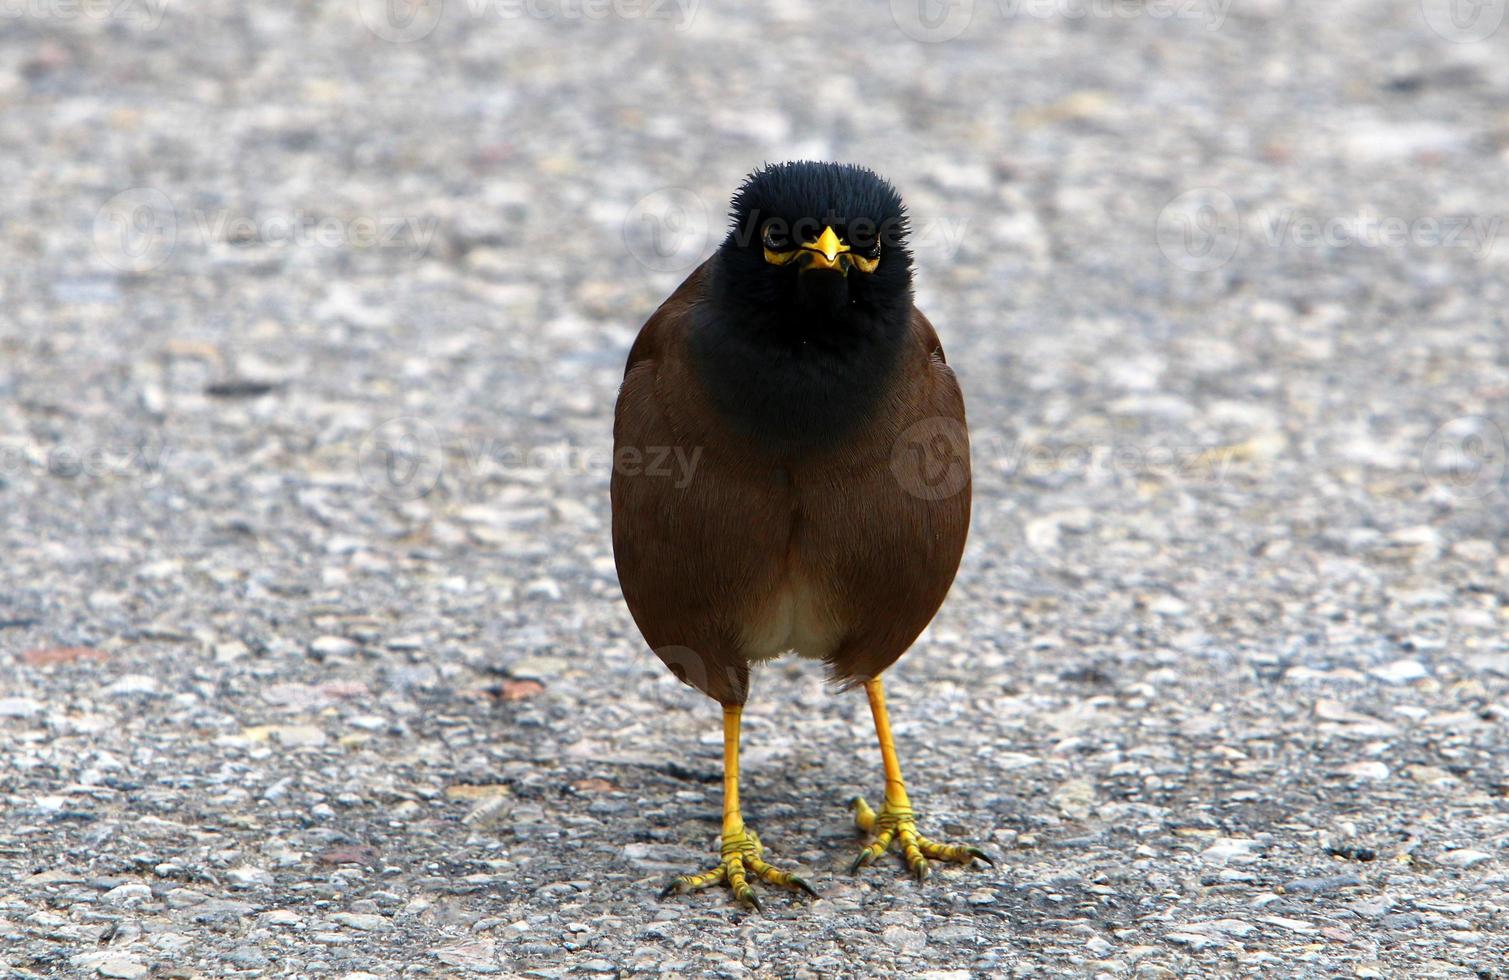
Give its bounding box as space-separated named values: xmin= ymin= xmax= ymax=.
xmin=3 ymin=1 xmax=1509 ymax=977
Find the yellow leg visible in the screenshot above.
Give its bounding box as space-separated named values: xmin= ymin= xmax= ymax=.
xmin=850 ymin=677 xmax=993 ymax=880
xmin=660 ymin=705 xmax=818 ymax=909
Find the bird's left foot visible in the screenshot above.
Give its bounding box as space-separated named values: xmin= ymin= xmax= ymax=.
xmin=849 ymin=796 xmax=993 ymax=880
xmin=660 ymin=827 xmax=819 ymax=910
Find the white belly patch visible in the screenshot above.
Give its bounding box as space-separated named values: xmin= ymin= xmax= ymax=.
xmin=740 ymin=573 xmax=841 ymax=662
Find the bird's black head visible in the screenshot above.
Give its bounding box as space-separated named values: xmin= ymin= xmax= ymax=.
xmin=715 ymin=161 xmax=914 ymax=326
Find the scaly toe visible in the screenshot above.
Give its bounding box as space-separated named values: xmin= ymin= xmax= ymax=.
xmin=915 ymin=834 xmax=996 ymax=868
xmin=733 ymin=883 xmax=761 ymax=910
xmin=848 ymin=848 xmax=877 ymax=875
xmin=900 ymin=830 xmax=932 ymax=880
xmin=851 ymin=800 xmax=988 ymax=881
xmin=659 ymin=865 xmax=726 ymax=899
xmin=746 ymin=854 xmax=821 ymax=900
xmin=850 ymin=796 xmax=878 ymax=832
xmin=661 ymin=829 xmax=813 ymax=908
xmin=789 ymin=875 xmax=820 ymax=899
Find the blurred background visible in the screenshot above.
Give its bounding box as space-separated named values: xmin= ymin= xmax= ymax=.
xmin=2 ymin=1 xmax=1507 ymax=975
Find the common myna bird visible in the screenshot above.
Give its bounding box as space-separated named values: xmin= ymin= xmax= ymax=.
xmin=612 ymin=161 xmax=987 ymax=908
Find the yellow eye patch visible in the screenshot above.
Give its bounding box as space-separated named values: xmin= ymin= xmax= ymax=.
xmin=763 ymin=225 xmax=880 ymax=274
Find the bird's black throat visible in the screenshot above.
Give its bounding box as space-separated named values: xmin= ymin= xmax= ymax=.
xmin=690 ymin=260 xmax=912 ymax=455
xmin=689 ymin=161 xmax=919 ymax=454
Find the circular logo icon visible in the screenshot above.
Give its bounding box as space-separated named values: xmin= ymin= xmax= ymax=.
xmin=652 ymin=644 xmax=748 ymax=701
xmin=47 ymin=446 xmax=84 ymax=479
xmin=358 ymin=417 xmax=444 ymax=500
xmin=622 ymin=187 xmax=710 ymax=274
xmin=890 ymin=417 xmax=971 ymax=500
xmin=1155 ymin=187 xmax=1242 ymax=273
xmin=94 ymin=187 xmax=177 ymax=273
xmin=889 ymin=0 xmax=975 ymax=42
xmin=1420 ymin=0 xmax=1505 ymax=42
xmin=355 ymin=0 xmax=444 ymax=42
xmin=1421 ymin=416 xmax=1506 ymax=500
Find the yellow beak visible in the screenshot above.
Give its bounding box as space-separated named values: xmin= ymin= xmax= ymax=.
xmin=803 ymin=226 xmax=848 ymax=271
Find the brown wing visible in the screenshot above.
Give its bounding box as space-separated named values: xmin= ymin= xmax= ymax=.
xmin=613 ymin=283 xmax=969 ymax=701
xmin=610 ymin=262 xmax=792 ymax=705
xmin=795 ymin=307 xmax=971 ymax=684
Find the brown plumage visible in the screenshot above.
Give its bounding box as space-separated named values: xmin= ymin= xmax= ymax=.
xmin=610 ymin=161 xmax=986 ymax=908
xmin=612 ymin=262 xmax=970 ymax=704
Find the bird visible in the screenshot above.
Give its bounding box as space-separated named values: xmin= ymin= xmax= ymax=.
xmin=611 ymin=160 xmax=988 ymax=908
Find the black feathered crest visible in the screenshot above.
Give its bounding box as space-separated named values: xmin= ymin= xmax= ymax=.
xmin=724 ymin=160 xmax=911 ymax=254
xmin=696 ymin=161 xmax=920 ymax=448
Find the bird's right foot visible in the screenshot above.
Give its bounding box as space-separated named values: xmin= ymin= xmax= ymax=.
xmin=659 ymin=826 xmax=818 ymax=910
xmin=849 ymin=795 xmax=993 ymax=880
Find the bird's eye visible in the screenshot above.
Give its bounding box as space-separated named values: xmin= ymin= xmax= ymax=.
xmin=848 ymin=230 xmax=881 ymax=260
xmin=762 ymin=224 xmax=789 ymax=251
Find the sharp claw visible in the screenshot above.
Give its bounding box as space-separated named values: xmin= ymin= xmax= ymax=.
xmin=791 ymin=875 xmax=820 ymax=899
xmin=853 ymin=797 xmax=987 ymax=884
xmin=659 ymin=878 xmax=685 ymax=900
xmin=745 ymin=890 xmax=762 ymax=912
xmin=848 ymin=796 xmax=864 ymax=809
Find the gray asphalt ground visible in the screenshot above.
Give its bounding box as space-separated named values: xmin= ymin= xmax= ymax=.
xmin=3 ymin=1 xmax=1509 ymax=976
